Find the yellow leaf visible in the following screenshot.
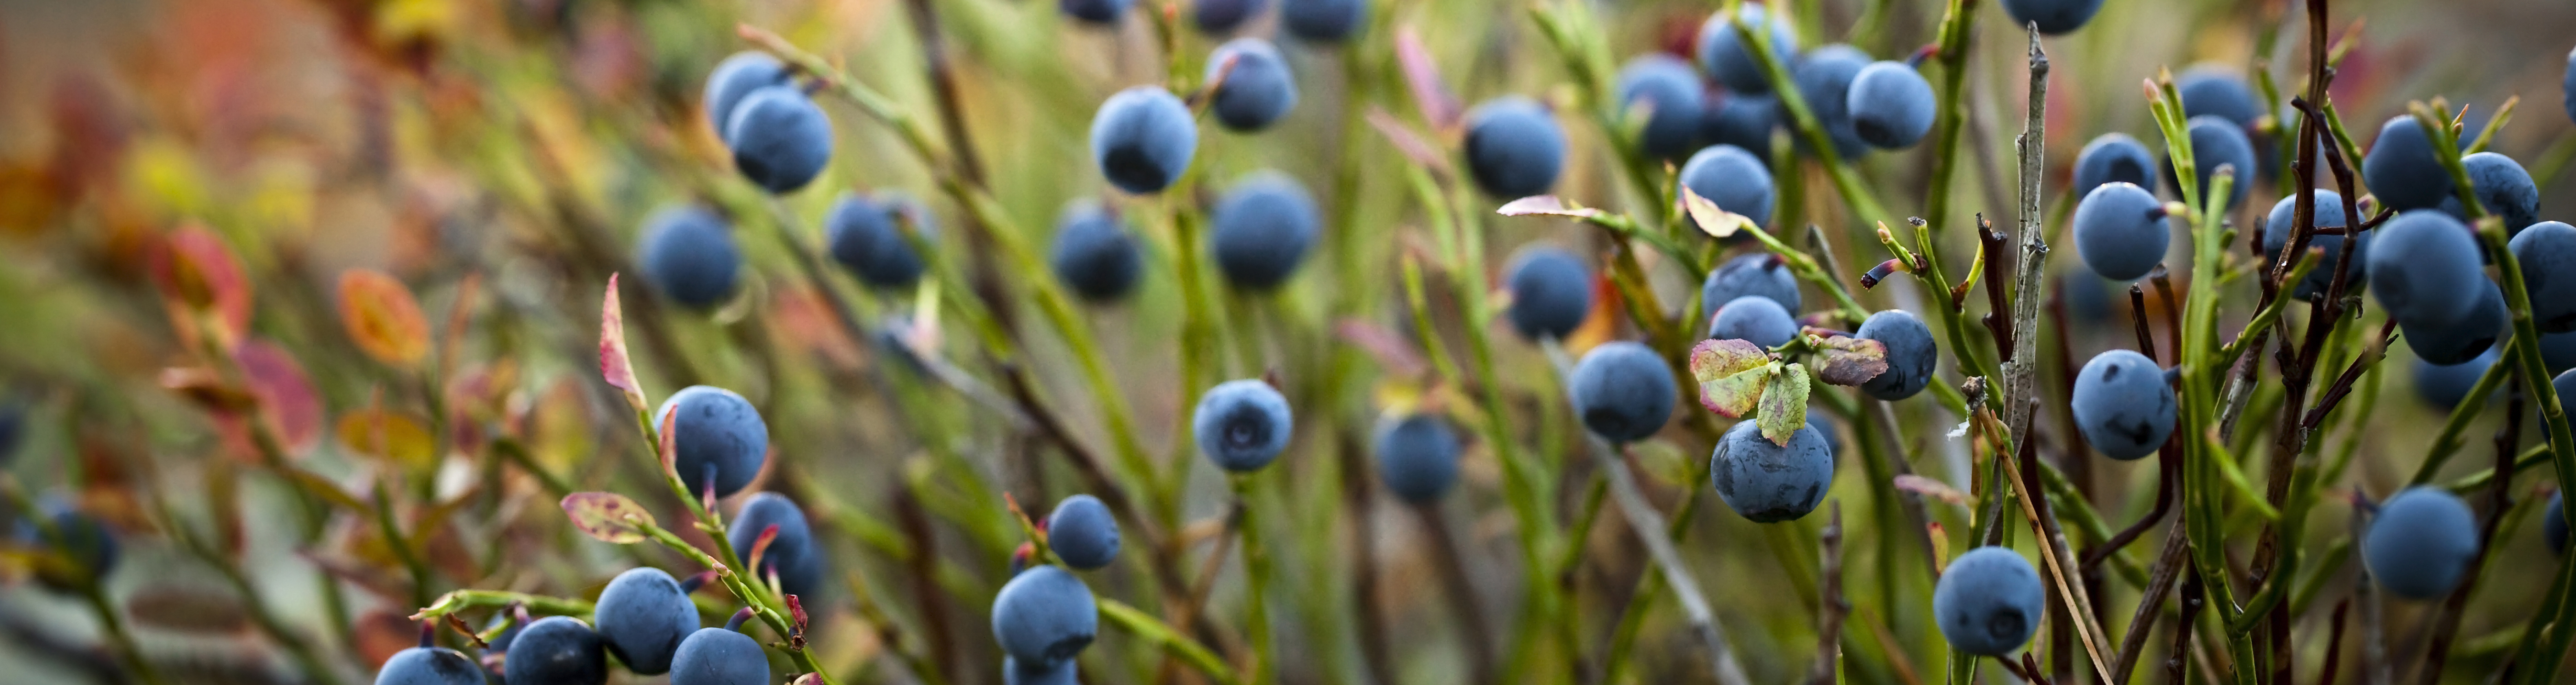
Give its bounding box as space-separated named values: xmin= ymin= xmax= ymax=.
xmin=336 ymin=410 xmax=435 ymax=469
xmin=339 ymin=270 xmax=431 ymax=366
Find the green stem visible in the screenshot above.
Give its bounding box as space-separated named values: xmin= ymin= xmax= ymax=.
xmin=1230 ymin=474 xmax=1275 ymax=685
xmin=1100 ymin=599 xmax=1244 ymax=685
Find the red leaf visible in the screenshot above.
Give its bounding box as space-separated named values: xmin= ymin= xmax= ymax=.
xmin=1395 ymin=26 xmax=1461 ymax=131
xmin=232 ymin=339 xmax=322 ymax=453
xmin=150 ymin=224 xmax=253 ymax=348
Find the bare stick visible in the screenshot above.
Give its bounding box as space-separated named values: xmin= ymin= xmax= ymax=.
xmin=1808 ymin=503 xmax=1848 ymax=685
xmin=1597 ymin=440 xmax=1751 ymax=685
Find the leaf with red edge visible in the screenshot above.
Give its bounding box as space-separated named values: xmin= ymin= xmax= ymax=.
xmin=561 ymin=492 xmax=654 ymax=544
xmin=786 ymin=594 xmax=808 ymax=648
xmin=233 ymin=340 xmax=322 ymax=453
xmin=1496 ymin=195 xmax=1607 ymax=220
xmin=1811 ymin=335 xmax=1890 ymax=387
xmin=1394 ymin=26 xmax=1461 ymax=131
xmin=1366 ymin=107 xmax=1453 ymax=175
xmin=600 ymin=274 xmax=648 ymax=414
xmin=1682 ymin=186 xmax=1754 ymax=239
xmin=150 ymin=224 xmax=253 ymax=347
xmin=339 ymin=269 xmax=430 ymax=366
xmin=1893 ymin=474 xmax=1972 ymax=506
xmin=1758 ymin=363 xmax=1811 ymax=446
xmin=1690 ymin=339 xmax=1774 ymax=418
xmin=746 ymin=523 xmax=780 ymax=580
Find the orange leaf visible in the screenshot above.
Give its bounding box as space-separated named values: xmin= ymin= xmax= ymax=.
xmin=336 ymin=410 xmax=435 ymax=469
xmin=339 ymin=269 xmax=430 ymax=366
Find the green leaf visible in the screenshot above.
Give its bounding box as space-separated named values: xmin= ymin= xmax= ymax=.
xmin=1691 ymin=339 xmax=1776 ymax=418
xmin=560 ymin=492 xmax=653 ymax=545
xmin=1759 ymin=363 xmax=1811 ymax=446
xmin=1811 ymin=334 xmax=1890 ymax=386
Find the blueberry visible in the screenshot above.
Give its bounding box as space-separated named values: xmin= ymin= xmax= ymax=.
xmin=2545 ymin=330 xmax=2576 ymax=374
xmin=2364 ymin=116 xmax=2453 ymax=212
xmin=1708 ymin=295 xmax=1798 ymax=348
xmin=1847 ymin=61 xmax=1934 ymax=149
xmin=1569 ymin=341 xmax=1677 ymax=443
xmin=826 ymin=191 xmax=938 ymax=290
xmin=1059 ymin=0 xmax=1131 ymax=24
xmin=15 ymin=499 xmax=118 ymax=584
xmin=1783 ymin=45 xmax=1871 ymax=159
xmin=2072 ymin=349 xmax=2175 ymax=460
xmin=1710 ymin=419 xmax=1833 ymax=523
xmin=0 ymin=401 xmax=23 ymax=468
xmin=653 ymin=386 xmax=768 ymax=498
xmin=1046 ymin=495 xmax=1121 ymax=571
xmin=725 ymin=86 xmax=834 ymax=195
xmin=1856 ymin=310 xmax=1937 ymax=401
xmin=1696 ymin=4 xmax=1796 ymax=95
xmin=1194 ymin=379 xmax=1293 ymax=472
xmin=1806 ymin=413 xmax=1843 ymax=457
xmin=2072 ymin=182 xmax=2170 ymax=281
xmin=2514 ymin=221 xmax=2576 ymax=332
xmin=1701 ymin=253 xmax=1800 ymax=314
xmin=1194 ymin=0 xmax=1266 ymax=33
xmin=503 ymin=617 xmax=607 ymax=685
xmin=992 ymin=565 xmax=1099 ymax=663
xmin=1090 ymin=87 xmax=1198 ymax=195
xmin=593 ymin=568 xmax=700 ymax=674
xmin=2064 ymin=271 xmax=2117 ymax=324
xmin=1932 ymin=546 xmax=2045 ymax=656
xmin=1206 ymin=39 xmax=1297 ymax=132
xmin=1616 ymin=54 xmax=1706 ymax=160
xmin=1462 ymin=97 xmax=1568 ymax=198
xmin=1210 ymin=172 xmax=1320 ymax=290
xmin=1999 ymin=0 xmax=2104 ymax=34
xmin=1505 ymin=247 xmax=1594 ymax=341
xmin=482 ymin=613 xmax=524 ymax=655
xmin=669 ymin=623 xmax=767 ymax=685
xmin=1678 ymin=144 xmax=1777 ymax=229
xmin=2403 ymin=281 xmax=2503 ymax=367
xmin=1280 ymin=0 xmax=1365 ymax=42
xmin=2175 ymin=66 xmax=2260 ymax=129
xmin=703 ymin=53 xmax=793 ymax=145
xmin=636 ymin=205 xmax=742 ymax=310
xmin=2363 ymin=486 xmax=2480 ymax=600
xmin=2258 ymin=190 xmax=2366 ymax=300
xmin=1005 ymin=657 xmax=1082 ymax=685
xmin=1049 ymin=200 xmax=1143 ymax=301
xmin=2367 ymin=210 xmax=2487 ymax=328
xmin=2159 ymin=115 xmax=2255 ymax=210
xmin=1699 ymin=93 xmax=1778 ymax=166
xmin=2413 ymin=350 xmax=2498 ymax=410
xmin=2441 ymin=151 xmax=2539 ymax=232
xmin=2547 ymin=490 xmax=2567 ymax=555
xmin=2072 ymin=133 xmax=2158 ymax=200
xmin=376 ymin=645 xmax=482 ymax=685
xmin=729 ymin=492 xmax=827 ymax=601
xmin=1373 ymin=413 xmax=1461 ymax=503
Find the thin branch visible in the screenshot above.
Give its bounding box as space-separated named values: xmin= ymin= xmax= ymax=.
xmin=1596 ymin=440 xmax=1750 ymax=685
xmin=1807 ymin=503 xmax=1848 ymax=685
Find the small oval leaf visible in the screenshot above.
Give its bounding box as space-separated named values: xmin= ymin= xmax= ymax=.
xmin=599 ymin=274 xmax=648 ymax=413
xmin=339 ymin=269 xmax=430 ymax=366
xmin=1758 ymin=363 xmax=1811 ymax=446
xmin=562 ymin=491 xmax=653 ymax=544
xmin=233 ymin=340 xmax=323 ymax=453
xmin=1682 ymin=187 xmax=1752 ymax=239
xmin=336 ymin=410 xmax=435 ymax=469
xmin=151 ymin=223 xmax=254 ymax=346
xmin=1812 ymin=335 xmax=1891 ymax=387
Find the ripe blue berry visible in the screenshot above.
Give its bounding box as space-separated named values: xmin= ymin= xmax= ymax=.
xmin=2546 ymin=490 xmax=2567 ymax=555
xmin=1005 ymin=657 xmax=1082 ymax=685
xmin=1708 ymin=295 xmax=1798 ymax=348
xmin=503 ymin=617 xmax=607 ymax=685
xmin=992 ymin=565 xmax=1099 ymax=663
xmin=594 ymin=568 xmax=700 ymax=675
xmin=2072 ymin=349 xmax=2175 ymax=460
xmin=1569 ymin=341 xmax=1677 ymax=443
xmin=2412 ymin=350 xmax=2498 ymax=410
xmin=2258 ymin=190 xmax=2366 ymax=301
xmin=1210 ymin=171 xmax=1320 ymax=290
xmin=2363 ymin=486 xmax=2480 ymax=600
xmin=725 ymin=86 xmax=834 ymax=195
xmin=1856 ymin=310 xmax=1936 ymax=401
xmin=1194 ymin=379 xmax=1293 ymax=472
xmin=1847 ymin=61 xmax=1933 ymax=149
xmin=637 ymin=205 xmax=742 ymax=310
xmin=1999 ymin=0 xmax=2104 ymax=34
xmin=2162 ymin=115 xmax=2255 ymax=210
xmin=1702 ymin=253 xmax=1800 ymax=314
xmin=2441 ymin=151 xmax=2539 ymax=232
xmin=1505 ymin=247 xmax=1595 ymax=341
xmin=2513 ymin=221 xmax=2576 ymax=332
xmin=1049 ymin=200 xmax=1143 ymax=301
xmin=2403 ymin=281 xmax=2503 ymax=367
xmin=1616 ymin=54 xmax=1706 ymax=159
xmin=1207 ymin=39 xmax=1297 ymax=132
xmin=1047 ymin=495 xmax=1121 ymax=571
xmin=2545 ymin=330 xmax=2576 ymax=374
xmin=2176 ymin=66 xmax=2260 ymax=128
xmin=376 ymin=645 xmax=481 ymax=685
xmin=1090 ymin=87 xmax=1198 ymax=195
xmin=1194 ymin=0 xmax=1265 ymax=33
xmin=2064 ymin=272 xmax=2117 ymax=324
xmin=654 ymin=386 xmax=768 ymax=499
xmin=1696 ymin=4 xmax=1796 ymax=95
xmin=704 ymin=53 xmax=793 ymax=145
xmin=1462 ymin=97 xmax=1568 ymax=198
xmin=669 ymin=619 xmax=767 ymax=685
xmin=1678 ymin=144 xmax=1777 ymax=229
xmin=1374 ymin=413 xmax=1461 ymax=503
xmin=1280 ymin=0 xmax=1365 ymax=42
xmin=1784 ymin=45 xmax=1871 ymax=159
xmin=729 ymin=492 xmax=827 ymax=601
xmin=1710 ymin=420 xmax=1833 ymax=523
xmin=2364 ymin=116 xmax=2453 ymax=212
xmin=2072 ymin=182 xmax=2170 ymax=281
xmin=1058 ymin=0 xmax=1131 ymax=24
xmin=2367 ymin=210 xmax=2487 ymax=328
xmin=2073 ymin=133 xmax=2157 ymax=200
xmin=826 ymin=191 xmax=938 ymax=290
xmin=1700 ymin=93 xmax=1777 ymax=166
xmin=1933 ymin=546 xmax=2045 ymax=656
xmin=1806 ymin=414 xmax=1843 ymax=457
xmin=15 ymin=499 xmax=118 ymax=584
